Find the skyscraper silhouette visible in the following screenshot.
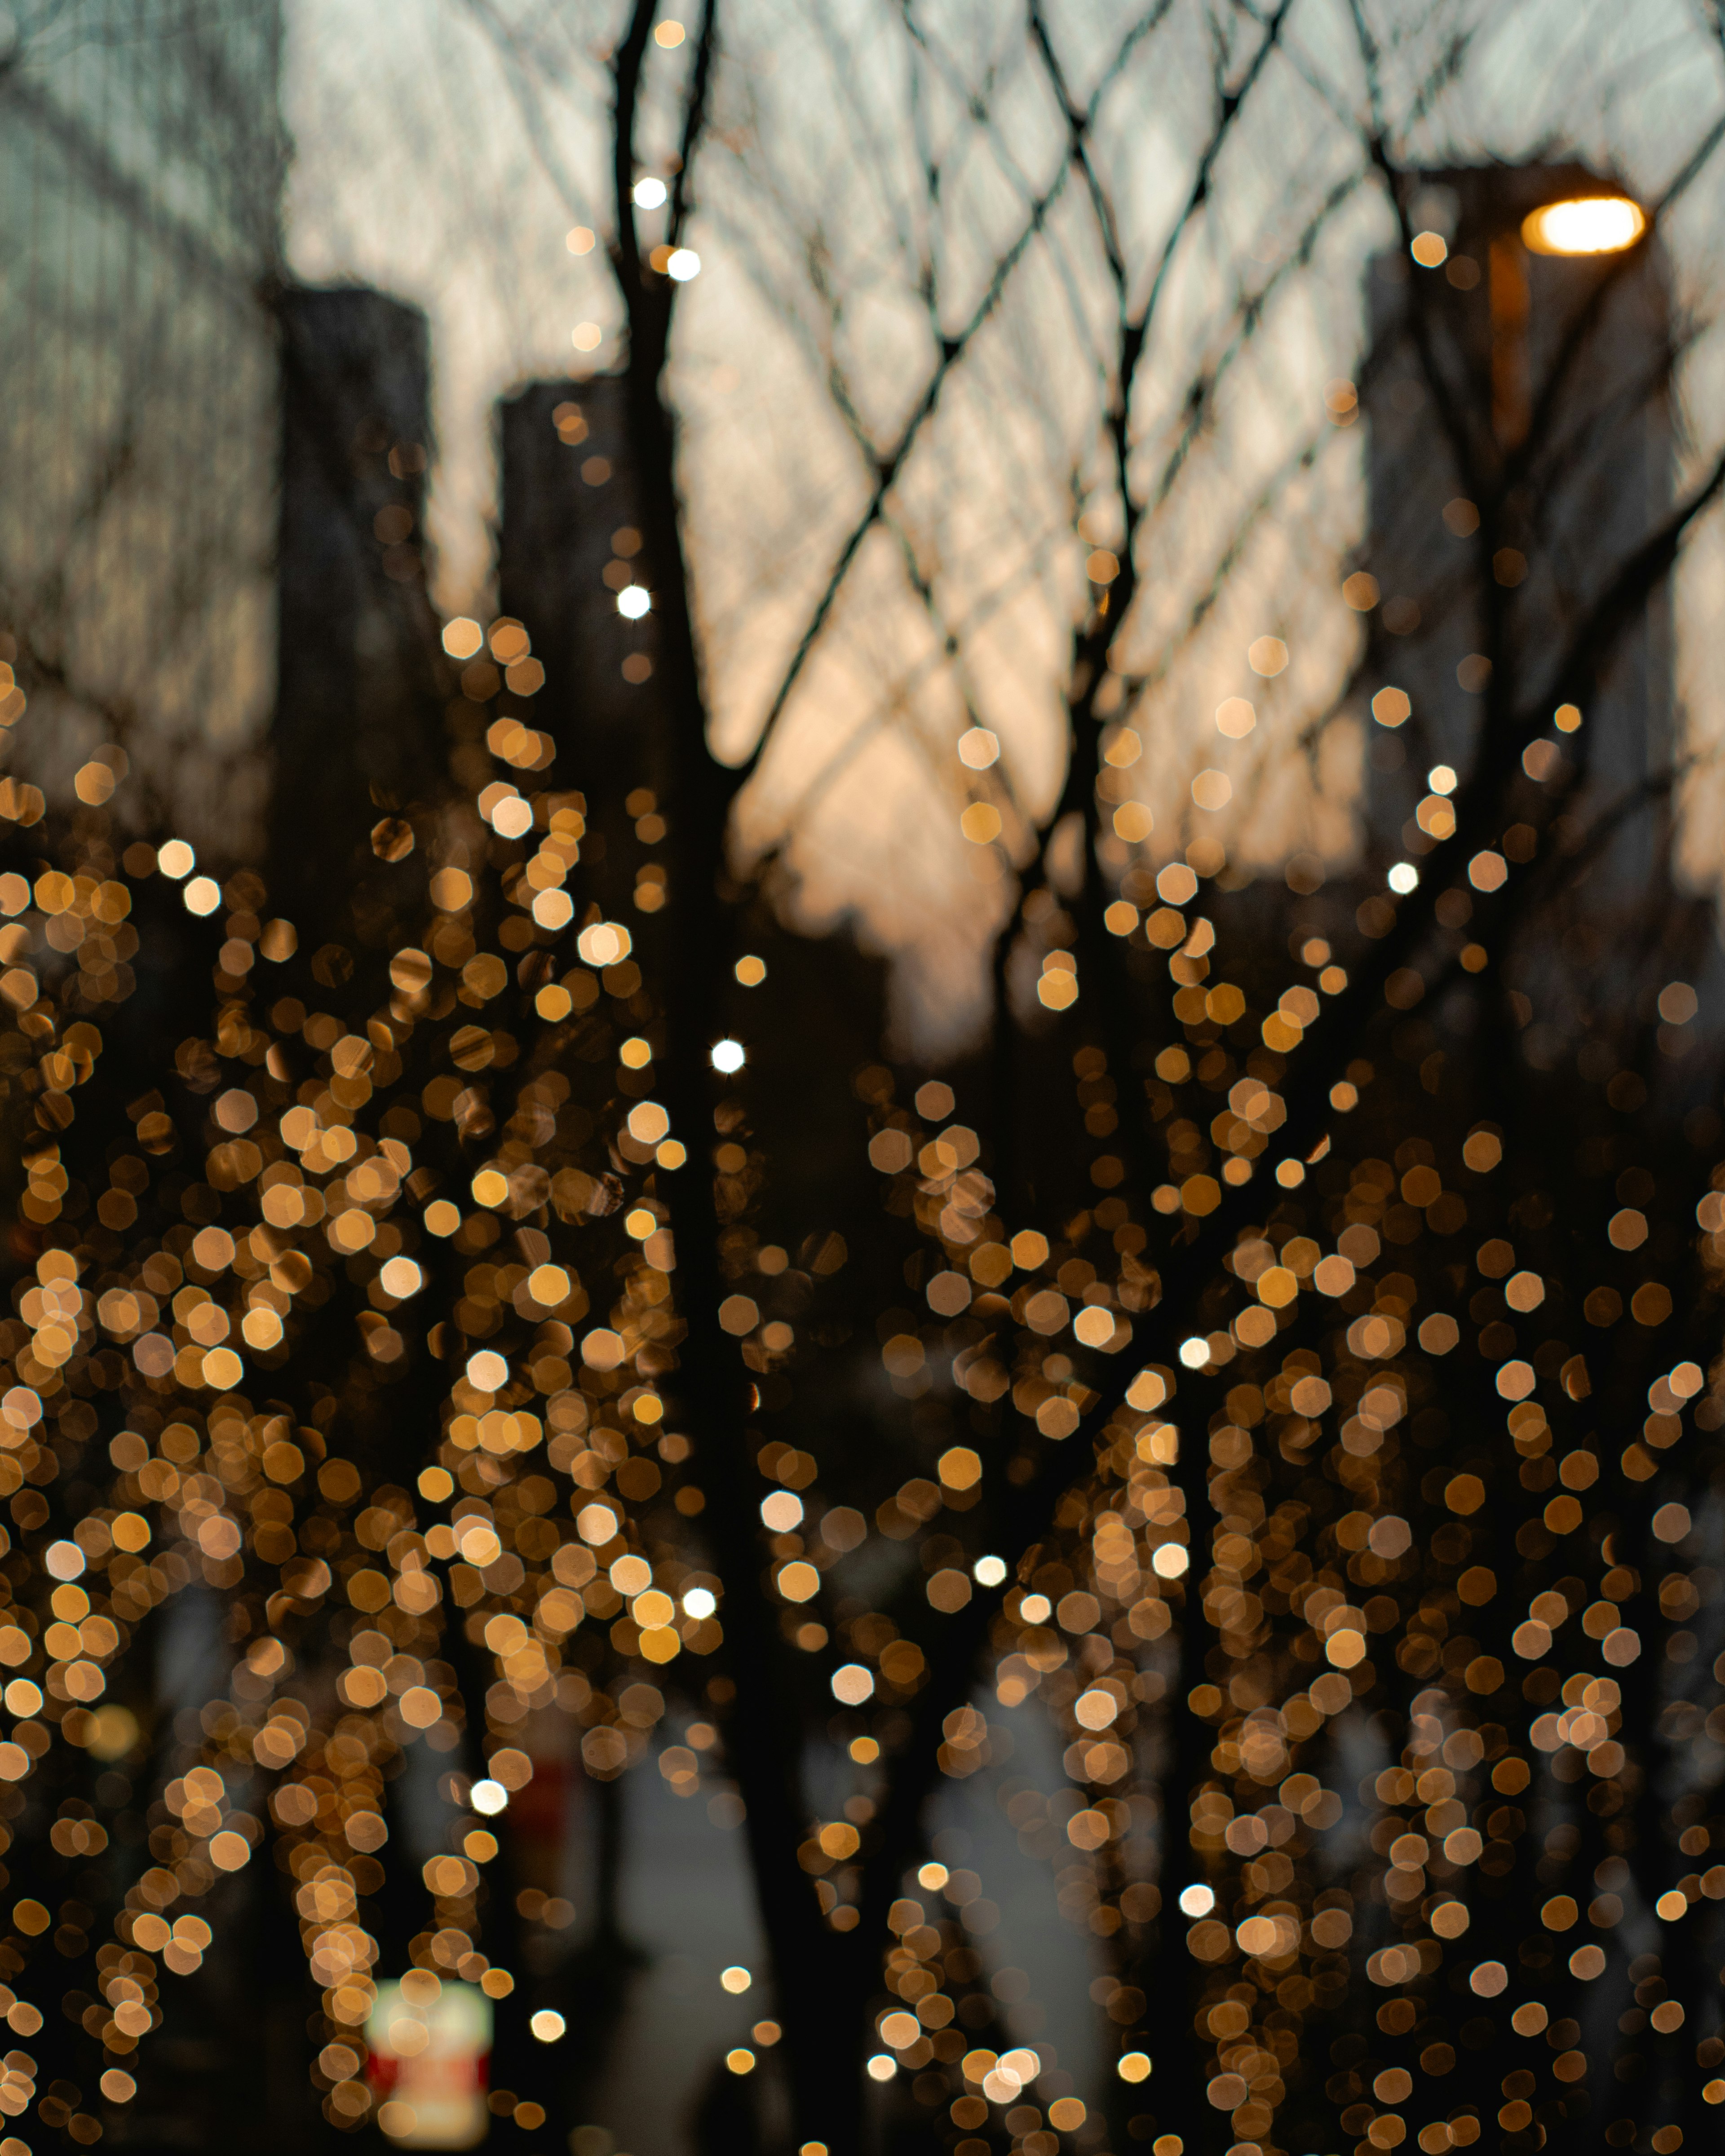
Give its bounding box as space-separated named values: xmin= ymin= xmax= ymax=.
xmin=1361 ymin=163 xmax=1672 ymax=903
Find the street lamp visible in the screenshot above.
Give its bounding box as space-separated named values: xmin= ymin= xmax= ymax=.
xmin=1521 ymin=195 xmax=1646 ymax=256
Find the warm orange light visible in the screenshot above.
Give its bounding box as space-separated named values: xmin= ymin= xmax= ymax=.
xmin=1521 ymin=196 xmax=1646 ymax=256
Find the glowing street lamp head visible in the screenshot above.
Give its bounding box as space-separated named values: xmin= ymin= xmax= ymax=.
xmin=1521 ymin=196 xmax=1645 ymax=257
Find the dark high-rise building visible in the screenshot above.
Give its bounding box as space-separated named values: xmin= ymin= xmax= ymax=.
xmin=0 ymin=0 xmax=285 ymax=837
xmin=496 ymin=377 xmax=663 ymax=923
xmin=1361 ymin=163 xmax=1673 ymax=900
xmin=272 ymin=286 xmax=442 ymax=947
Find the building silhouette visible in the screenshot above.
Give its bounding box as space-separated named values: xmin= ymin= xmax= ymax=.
xmin=0 ymin=0 xmax=285 ymax=838
xmin=1362 ymin=163 xmax=1673 ymax=900
xmin=497 ymin=377 xmax=665 ymax=928
xmin=271 ymin=286 xmax=442 ymax=950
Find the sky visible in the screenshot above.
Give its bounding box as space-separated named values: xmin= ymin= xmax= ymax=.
xmin=283 ymin=0 xmax=1725 ymax=1048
